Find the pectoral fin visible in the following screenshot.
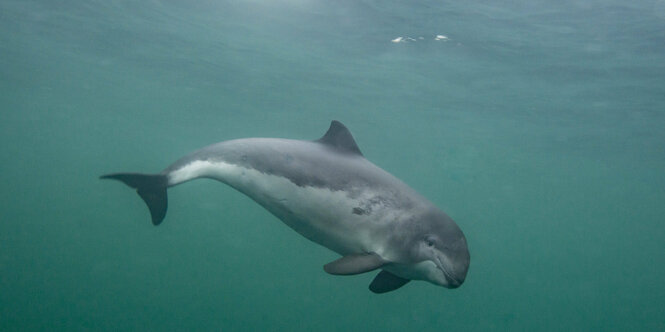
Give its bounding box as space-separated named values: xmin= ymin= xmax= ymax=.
xmin=369 ymin=270 xmax=410 ymax=294
xmin=323 ymin=253 xmax=385 ymax=275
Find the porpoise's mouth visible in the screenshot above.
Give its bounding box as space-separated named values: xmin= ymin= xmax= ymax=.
xmin=435 ymin=256 xmax=463 ymax=288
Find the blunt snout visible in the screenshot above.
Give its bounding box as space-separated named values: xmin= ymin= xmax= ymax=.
xmin=440 ymin=235 xmax=469 ymax=289
xmin=450 ymin=236 xmax=470 ymax=287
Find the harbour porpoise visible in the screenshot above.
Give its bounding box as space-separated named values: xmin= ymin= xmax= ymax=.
xmin=101 ymin=121 xmax=470 ymax=293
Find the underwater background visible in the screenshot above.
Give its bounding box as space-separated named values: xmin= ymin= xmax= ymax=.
xmin=1 ymin=0 xmax=664 ymax=330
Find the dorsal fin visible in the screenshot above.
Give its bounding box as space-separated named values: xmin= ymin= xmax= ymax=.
xmin=316 ymin=120 xmax=363 ymax=156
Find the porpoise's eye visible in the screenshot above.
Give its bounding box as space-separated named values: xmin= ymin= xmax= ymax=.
xmin=426 ymin=239 xmax=435 ymax=247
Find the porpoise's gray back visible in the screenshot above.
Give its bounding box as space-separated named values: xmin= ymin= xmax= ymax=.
xmin=163 ymin=137 xmax=425 ymax=213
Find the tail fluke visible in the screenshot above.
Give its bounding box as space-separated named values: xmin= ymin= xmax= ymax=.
xmin=100 ymin=173 xmax=169 ymax=225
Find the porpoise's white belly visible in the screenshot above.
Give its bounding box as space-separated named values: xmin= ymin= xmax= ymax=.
xmin=168 ymin=159 xmax=397 ymax=255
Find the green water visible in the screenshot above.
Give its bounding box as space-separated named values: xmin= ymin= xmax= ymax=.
xmin=1 ymin=0 xmax=664 ymax=330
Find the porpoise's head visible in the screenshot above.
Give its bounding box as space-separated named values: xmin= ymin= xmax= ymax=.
xmin=391 ymin=208 xmax=470 ymax=288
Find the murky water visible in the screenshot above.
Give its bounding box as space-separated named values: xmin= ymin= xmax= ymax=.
xmin=1 ymin=0 xmax=664 ymax=330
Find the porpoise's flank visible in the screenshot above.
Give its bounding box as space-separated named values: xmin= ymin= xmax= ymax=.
xmin=101 ymin=121 xmax=470 ymax=293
